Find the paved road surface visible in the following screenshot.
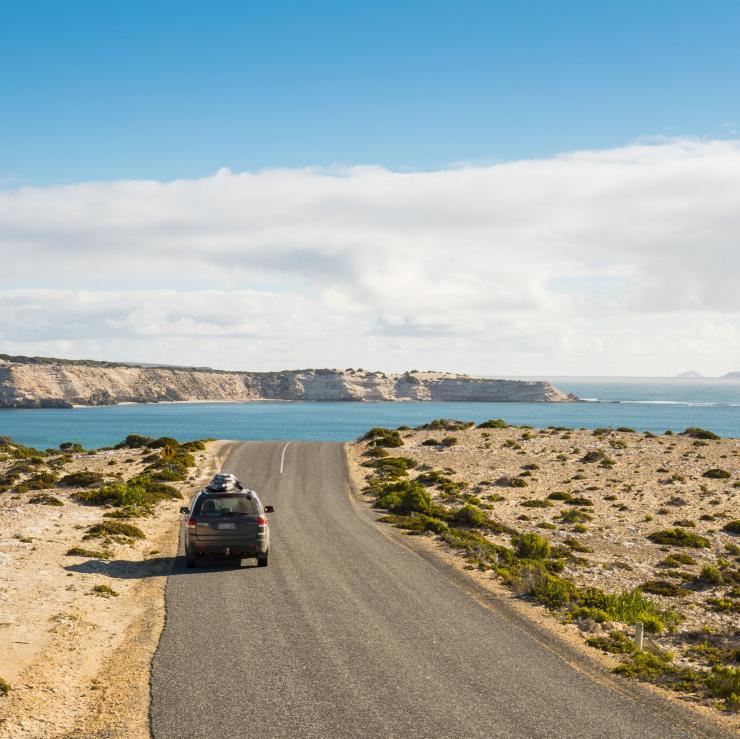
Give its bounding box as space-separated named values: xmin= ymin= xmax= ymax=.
xmin=151 ymin=442 xmax=729 ymax=738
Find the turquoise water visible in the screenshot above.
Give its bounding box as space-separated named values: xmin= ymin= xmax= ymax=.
xmin=1 ymin=379 xmax=739 ymax=449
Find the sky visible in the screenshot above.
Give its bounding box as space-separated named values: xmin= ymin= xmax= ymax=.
xmin=1 ymin=1 xmax=739 ymax=375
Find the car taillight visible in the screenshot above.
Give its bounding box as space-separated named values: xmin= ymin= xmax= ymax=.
xmin=257 ymin=516 xmax=268 ymax=526
xmin=187 ymin=517 xmax=197 ymax=529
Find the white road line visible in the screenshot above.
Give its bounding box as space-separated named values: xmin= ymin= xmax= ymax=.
xmin=280 ymin=441 xmax=292 ymax=474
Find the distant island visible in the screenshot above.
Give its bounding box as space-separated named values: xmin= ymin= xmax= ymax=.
xmin=0 ymin=354 xmax=577 ymax=408
xmin=674 ymin=370 xmax=740 ymax=380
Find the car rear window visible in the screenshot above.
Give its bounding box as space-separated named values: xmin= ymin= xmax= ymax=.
xmin=194 ymin=494 xmax=260 ymax=517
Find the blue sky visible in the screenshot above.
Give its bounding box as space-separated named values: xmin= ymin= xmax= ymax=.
xmin=2 ymin=0 xmax=739 ymax=185
xmin=1 ymin=2 xmax=739 ymax=375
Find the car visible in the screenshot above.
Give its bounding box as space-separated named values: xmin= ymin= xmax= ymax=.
xmin=181 ymin=478 xmax=274 ymax=568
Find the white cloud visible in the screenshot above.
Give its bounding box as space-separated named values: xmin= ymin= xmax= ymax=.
xmin=1 ymin=138 xmax=739 ymax=375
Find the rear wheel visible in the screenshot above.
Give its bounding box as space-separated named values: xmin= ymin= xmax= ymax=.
xmin=257 ymin=552 xmax=268 ymax=567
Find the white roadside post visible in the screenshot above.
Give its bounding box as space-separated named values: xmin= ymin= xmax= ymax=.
xmin=634 ymin=622 xmax=644 ymax=651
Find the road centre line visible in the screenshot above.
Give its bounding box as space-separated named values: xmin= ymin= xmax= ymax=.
xmin=280 ymin=441 xmax=292 ymax=474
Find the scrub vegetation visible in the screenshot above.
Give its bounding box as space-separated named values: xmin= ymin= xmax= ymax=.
xmin=354 ymin=421 xmax=740 ymax=714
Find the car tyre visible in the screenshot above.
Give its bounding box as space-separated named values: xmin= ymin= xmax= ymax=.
xmin=257 ymin=552 xmax=268 ymax=568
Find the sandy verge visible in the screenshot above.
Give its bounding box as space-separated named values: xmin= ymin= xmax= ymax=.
xmin=0 ymin=438 xmax=232 ymax=738
xmin=347 ymin=421 xmax=739 ymax=727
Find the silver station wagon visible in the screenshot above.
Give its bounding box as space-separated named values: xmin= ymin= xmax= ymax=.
xmin=181 ymin=474 xmax=274 ymax=568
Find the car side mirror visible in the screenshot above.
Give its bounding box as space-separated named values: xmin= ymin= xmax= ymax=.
xmin=180 ymin=506 xmax=190 ymax=514
xmin=264 ymin=505 xmax=274 ymax=513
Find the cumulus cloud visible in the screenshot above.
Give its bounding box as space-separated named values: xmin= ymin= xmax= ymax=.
xmin=1 ymin=138 xmax=739 ymax=374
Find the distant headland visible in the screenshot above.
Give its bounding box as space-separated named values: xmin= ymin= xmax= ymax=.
xmin=0 ymin=354 xmax=577 ymax=408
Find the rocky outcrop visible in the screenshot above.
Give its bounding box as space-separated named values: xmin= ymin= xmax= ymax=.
xmin=0 ymin=356 xmax=576 ymax=407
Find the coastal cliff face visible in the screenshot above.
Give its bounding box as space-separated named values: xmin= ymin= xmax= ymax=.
xmin=0 ymin=357 xmax=575 ymax=408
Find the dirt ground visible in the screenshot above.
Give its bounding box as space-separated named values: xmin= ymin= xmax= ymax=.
xmin=0 ymin=438 xmax=231 ymax=738
xmin=349 ymin=421 xmax=739 ymax=721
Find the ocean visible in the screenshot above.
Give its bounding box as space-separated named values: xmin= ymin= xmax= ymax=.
xmin=1 ymin=378 xmax=738 ymax=450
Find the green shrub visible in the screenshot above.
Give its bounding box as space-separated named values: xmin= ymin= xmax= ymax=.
xmin=723 ymin=520 xmax=740 ymax=535
xmin=498 ymin=476 xmax=528 ymax=488
xmin=416 ymin=419 xmax=474 ymax=432
xmin=84 ymin=521 xmax=145 ymax=541
xmin=681 ymin=427 xmax=720 ymax=440
xmin=0 ymin=676 xmax=10 ymax=696
xmin=566 ymin=497 xmax=593 ymax=507
xmin=614 ymin=652 xmax=669 ymax=680
xmin=66 ymin=546 xmax=112 ymax=560
xmin=520 ymin=499 xmax=552 ymax=508
xmin=478 ymin=419 xmax=508 ymax=429
xmin=640 ymin=580 xmax=683 ymax=597
xmin=547 ymin=491 xmax=572 ymax=501
xmin=441 ymin=527 xmax=514 ymax=566
xmin=73 ymin=477 xmax=181 ymax=508
xmin=361 ymin=427 xmax=404 ymax=448
xmin=575 ymin=587 xmax=675 ymax=631
xmin=440 ymin=436 xmax=458 ymax=447
xmin=560 ymin=509 xmax=593 ymax=524
xmin=513 ymin=532 xmax=551 ymax=559
xmin=706 ymin=665 xmax=740 ymax=708
xmin=91 ymin=584 xmax=119 ymax=598
xmin=452 ymin=504 xmax=488 ymax=527
xmin=659 ymin=553 xmax=696 ymax=567
xmin=60 ymin=470 xmax=105 ymax=487
xmin=587 ymin=630 xmax=635 ymax=654
xmin=703 ymin=468 xmax=730 ymax=479
xmin=24 ymin=471 xmax=58 ymax=490
xmin=59 ymin=442 xmax=85 ymax=453
xmin=114 ymin=434 xmax=153 ymax=449
xmin=580 ymin=450 xmax=606 ymax=463
xmin=28 ymin=493 xmax=64 ymax=506
xmin=647 ymin=529 xmax=710 ymax=548
xmin=697 ymin=565 xmax=723 ymax=585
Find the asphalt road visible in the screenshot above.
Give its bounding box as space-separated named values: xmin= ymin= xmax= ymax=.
xmin=151 ymin=442 xmax=729 ymax=739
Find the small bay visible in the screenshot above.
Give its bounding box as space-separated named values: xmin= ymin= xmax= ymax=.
xmin=0 ymin=378 xmax=738 ymax=449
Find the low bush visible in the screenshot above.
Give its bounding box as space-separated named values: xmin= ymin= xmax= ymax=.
xmin=59 ymin=442 xmax=85 ymax=453
xmin=416 ymin=419 xmax=474 ymax=432
xmin=560 ymin=509 xmax=593 ymax=524
xmin=723 ymin=520 xmax=740 ymax=535
xmin=580 ymin=450 xmax=606 ymax=463
xmin=60 ymin=470 xmax=105 ymax=487
xmin=681 ymin=427 xmax=720 ymax=440
xmin=703 ymin=468 xmax=731 ymax=479
xmin=659 ymin=553 xmax=696 ymax=567
xmin=513 ymin=532 xmax=551 ymax=559
xmin=520 ymin=499 xmax=552 ymax=508
xmin=707 ymin=666 xmax=740 ymax=711
xmin=440 ymin=436 xmax=458 ymax=447
xmin=66 ymin=546 xmax=112 ymax=560
xmin=647 ymin=529 xmax=710 ymax=548
xmin=91 ymin=584 xmax=119 ymax=598
xmin=586 ymin=630 xmax=635 ymax=655
xmin=114 ymin=434 xmax=153 ymax=449
xmin=84 ymin=521 xmax=145 ymax=542
xmin=640 ymin=580 xmax=683 ymax=597
xmin=477 ymin=419 xmax=508 ymax=429
xmin=23 ymin=472 xmax=58 ymax=490
xmin=28 ymin=493 xmax=64 ymax=506
xmin=361 ymin=427 xmax=404 ymax=448
xmin=497 ymin=476 xmax=528 ymax=488
xmin=452 ymin=504 xmax=488 ymax=527
xmin=0 ymin=676 xmax=10 ymax=696
xmin=547 ymin=491 xmax=572 ymax=501
xmin=74 ymin=476 xmax=181 ymax=508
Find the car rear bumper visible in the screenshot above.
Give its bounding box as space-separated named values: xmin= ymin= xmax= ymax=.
xmin=185 ymin=534 xmax=268 ymax=557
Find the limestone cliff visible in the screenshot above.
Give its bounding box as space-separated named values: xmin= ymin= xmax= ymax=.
xmin=0 ymin=356 xmax=576 ymax=407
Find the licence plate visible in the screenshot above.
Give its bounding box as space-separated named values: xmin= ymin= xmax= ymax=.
xmin=218 ymin=522 xmax=236 ymax=530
